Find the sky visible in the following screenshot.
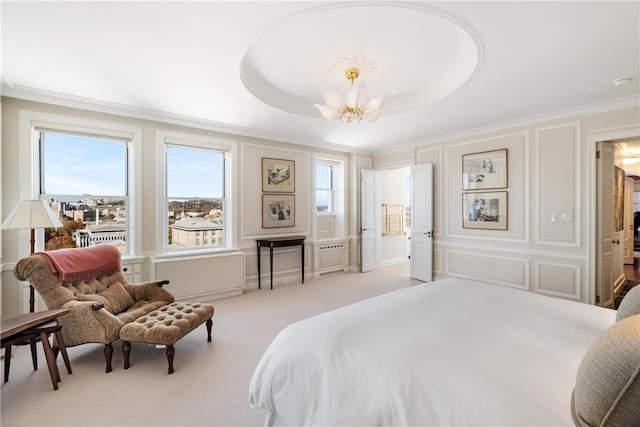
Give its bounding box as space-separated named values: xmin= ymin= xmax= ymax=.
xmin=43 ymin=133 xmax=224 ymax=199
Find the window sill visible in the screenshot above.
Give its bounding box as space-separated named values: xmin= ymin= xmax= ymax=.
xmin=154 ymin=247 xmax=241 ymax=261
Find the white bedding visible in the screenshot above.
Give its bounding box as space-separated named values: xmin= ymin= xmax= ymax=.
xmin=248 ymin=278 xmax=616 ymax=426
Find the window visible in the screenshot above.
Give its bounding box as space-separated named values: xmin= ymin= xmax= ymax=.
xmin=316 ymin=160 xmax=337 ymax=213
xmin=38 ymin=129 xmax=130 ymax=253
xmin=163 ymin=142 xmax=229 ymax=251
xmin=314 ymin=155 xmax=346 ymax=239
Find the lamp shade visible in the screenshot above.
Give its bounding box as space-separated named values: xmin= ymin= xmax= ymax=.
xmin=2 ymin=199 xmax=63 ymax=230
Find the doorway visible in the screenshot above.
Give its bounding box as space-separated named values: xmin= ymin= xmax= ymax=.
xmin=594 ymin=132 xmax=640 ymax=306
xmin=361 ymin=164 xmax=433 ymax=281
xmin=380 ymin=167 xmax=411 ymax=267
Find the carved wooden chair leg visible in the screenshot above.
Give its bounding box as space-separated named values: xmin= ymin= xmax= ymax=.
xmin=122 ymin=341 xmax=131 ymax=369
xmin=104 ymin=343 xmax=113 ymax=373
xmin=166 ymin=345 xmax=175 ymax=375
xmin=206 ymin=318 xmax=213 ymax=342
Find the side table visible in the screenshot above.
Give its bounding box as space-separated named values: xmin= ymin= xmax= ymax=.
xmin=1 ymin=308 xmax=72 ymax=390
xmin=256 ymin=236 xmax=305 ymax=290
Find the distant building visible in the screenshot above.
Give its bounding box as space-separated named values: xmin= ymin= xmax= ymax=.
xmin=170 ymin=218 xmax=223 ymax=247
xmin=75 ymin=223 xmax=126 ymax=249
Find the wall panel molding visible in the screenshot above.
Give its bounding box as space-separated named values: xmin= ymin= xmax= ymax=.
xmin=445 ymin=131 xmax=529 ymax=242
xmin=534 ymin=121 xmax=581 ymax=247
xmin=445 ymin=250 xmax=529 ymax=290
xmin=534 ymin=261 xmax=582 ymax=301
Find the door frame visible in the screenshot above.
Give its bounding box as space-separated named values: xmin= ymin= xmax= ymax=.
xmin=588 ymin=124 xmax=640 ymax=304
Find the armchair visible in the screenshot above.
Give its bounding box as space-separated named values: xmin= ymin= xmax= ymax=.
xmin=13 ymin=245 xmax=174 ymax=373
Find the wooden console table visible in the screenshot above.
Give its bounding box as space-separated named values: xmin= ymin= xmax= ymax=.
xmin=256 ymin=236 xmax=305 ymax=290
xmin=1 ymin=308 xmax=72 ymax=390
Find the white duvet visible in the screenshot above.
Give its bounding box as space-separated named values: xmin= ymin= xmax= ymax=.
xmin=249 ymin=278 xmax=616 ymax=426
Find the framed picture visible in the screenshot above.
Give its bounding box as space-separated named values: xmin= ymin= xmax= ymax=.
xmin=614 ymin=165 xmax=625 ymax=232
xmin=262 ymin=194 xmax=295 ymax=228
xmin=262 ymin=158 xmax=295 ymax=193
xmin=462 ymin=191 xmax=508 ymax=230
xmin=462 ymin=149 xmax=508 ymax=190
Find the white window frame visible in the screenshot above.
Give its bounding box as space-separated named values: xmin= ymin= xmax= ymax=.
xmin=316 ymin=159 xmax=340 ymax=214
xmin=313 ymin=154 xmax=347 ymax=239
xmin=156 ymin=130 xmax=235 ymax=256
xmin=23 ymin=111 xmax=141 ymax=256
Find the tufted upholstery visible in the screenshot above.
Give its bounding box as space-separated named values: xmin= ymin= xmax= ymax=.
xmin=120 ymin=302 xmax=214 ymax=374
xmin=14 ymin=249 xmax=175 ymax=372
xmin=120 ymin=302 xmax=214 ymax=345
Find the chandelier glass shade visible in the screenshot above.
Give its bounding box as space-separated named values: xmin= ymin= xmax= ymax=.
xmin=314 ymin=67 xmax=386 ymax=123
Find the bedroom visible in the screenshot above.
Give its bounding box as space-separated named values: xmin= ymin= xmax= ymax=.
xmin=1 ymin=1 xmax=639 ymax=426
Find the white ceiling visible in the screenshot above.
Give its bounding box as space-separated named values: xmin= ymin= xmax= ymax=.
xmin=2 ymin=1 xmax=639 ymax=154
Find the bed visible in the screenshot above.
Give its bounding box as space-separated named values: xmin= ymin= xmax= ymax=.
xmin=248 ymin=277 xmax=640 ymax=426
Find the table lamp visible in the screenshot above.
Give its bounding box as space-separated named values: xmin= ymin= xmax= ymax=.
xmin=2 ymin=199 xmax=63 ymax=312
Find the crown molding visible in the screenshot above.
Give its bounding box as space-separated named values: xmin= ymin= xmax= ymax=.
xmin=1 ymin=82 xmax=374 ymax=156
xmin=373 ymin=95 xmax=640 ymax=156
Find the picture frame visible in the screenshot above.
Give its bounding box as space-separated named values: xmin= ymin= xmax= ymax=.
xmin=614 ymin=165 xmax=625 ymax=232
xmin=462 ymin=191 xmax=508 ymax=230
xmin=462 ymin=149 xmax=508 ymax=190
xmin=262 ymin=158 xmax=295 ymax=193
xmin=262 ymin=194 xmax=295 ymax=228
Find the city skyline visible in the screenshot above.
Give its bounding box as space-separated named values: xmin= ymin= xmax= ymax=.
xmin=43 ymin=132 xmax=224 ymax=198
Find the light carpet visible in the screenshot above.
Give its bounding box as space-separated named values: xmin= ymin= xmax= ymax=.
xmin=1 ymin=265 xmax=419 ymax=427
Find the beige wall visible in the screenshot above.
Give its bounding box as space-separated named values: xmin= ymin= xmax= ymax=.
xmin=2 ymin=96 xmax=638 ymax=313
xmin=373 ymin=105 xmax=640 ymax=303
xmin=0 ymin=97 xmax=362 ymax=315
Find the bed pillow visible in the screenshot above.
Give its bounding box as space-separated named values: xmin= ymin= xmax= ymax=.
xmin=616 ymin=284 xmax=640 ymax=322
xmin=571 ymin=314 xmax=640 ymax=427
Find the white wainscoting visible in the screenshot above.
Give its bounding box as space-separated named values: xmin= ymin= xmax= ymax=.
xmin=153 ymin=252 xmax=245 ymax=302
xmin=446 ymin=250 xmax=529 ymax=290
xmin=534 ymin=261 xmax=581 ymax=301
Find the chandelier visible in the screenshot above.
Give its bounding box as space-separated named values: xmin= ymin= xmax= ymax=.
xmin=313 ymin=65 xmax=386 ymax=124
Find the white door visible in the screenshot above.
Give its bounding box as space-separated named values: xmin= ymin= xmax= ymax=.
xmin=596 ymin=142 xmax=615 ymax=307
xmin=410 ymin=163 xmax=433 ymax=282
xmin=361 ymin=169 xmax=381 ymax=272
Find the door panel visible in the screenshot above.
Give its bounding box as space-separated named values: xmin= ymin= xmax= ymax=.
xmin=361 ymin=169 xmax=381 ymax=272
xmin=410 ymin=163 xmax=433 ymax=282
xmin=596 ymin=142 xmax=615 ymax=307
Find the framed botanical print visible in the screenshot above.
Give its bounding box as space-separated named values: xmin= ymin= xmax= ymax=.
xmin=462 ymin=191 xmax=508 ymax=230
xmin=262 ymin=194 xmax=295 ymax=228
xmin=462 ymin=149 xmax=508 ymax=190
xmin=262 ymin=158 xmax=295 ymax=193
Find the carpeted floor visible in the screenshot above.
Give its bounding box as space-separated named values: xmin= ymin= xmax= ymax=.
xmin=615 ymin=279 xmax=640 ymax=309
xmin=1 ymin=266 xmax=419 ymax=427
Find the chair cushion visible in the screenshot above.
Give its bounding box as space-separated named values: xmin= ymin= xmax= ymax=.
xmin=616 ymin=283 xmax=640 ymax=322
xmin=76 ymin=281 xmax=135 ymax=314
xmin=571 ymin=314 xmax=640 ymax=426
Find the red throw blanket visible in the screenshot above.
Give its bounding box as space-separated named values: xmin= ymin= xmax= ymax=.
xmin=36 ymin=245 xmax=121 ymax=282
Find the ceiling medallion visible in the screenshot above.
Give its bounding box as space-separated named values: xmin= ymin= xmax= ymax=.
xmin=313 ymin=57 xmax=387 ymax=124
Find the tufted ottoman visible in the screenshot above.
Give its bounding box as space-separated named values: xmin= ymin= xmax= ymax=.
xmin=119 ymin=302 xmax=214 ymax=374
